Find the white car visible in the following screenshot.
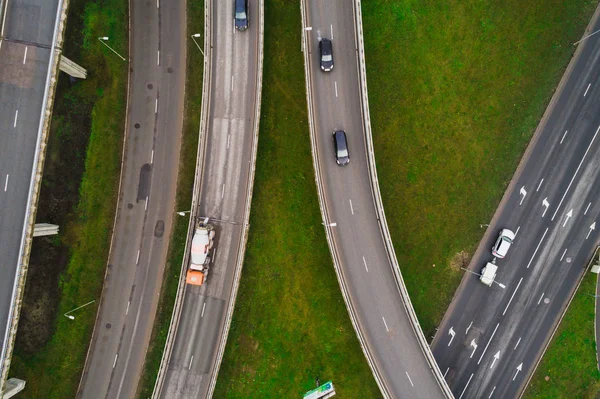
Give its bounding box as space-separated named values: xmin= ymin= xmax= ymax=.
xmin=492 ymin=229 xmax=515 ymax=259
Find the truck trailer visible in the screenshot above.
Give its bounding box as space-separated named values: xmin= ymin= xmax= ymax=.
xmin=186 ymin=218 xmax=215 ymax=286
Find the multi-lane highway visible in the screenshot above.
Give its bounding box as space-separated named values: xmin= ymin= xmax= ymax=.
xmin=156 ymin=0 xmax=262 ymax=397
xmin=433 ymin=8 xmax=600 ymax=399
xmin=76 ymin=0 xmax=186 ymax=397
xmin=0 ymin=0 xmax=60 ymax=383
xmin=302 ymin=1 xmax=449 ymax=398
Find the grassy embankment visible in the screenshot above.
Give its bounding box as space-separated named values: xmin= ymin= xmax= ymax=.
xmin=213 ymin=1 xmax=381 ymax=398
xmin=363 ymin=0 xmax=598 ymax=337
xmin=8 ymin=0 xmax=128 ymax=397
xmin=135 ymin=0 xmax=204 ymax=397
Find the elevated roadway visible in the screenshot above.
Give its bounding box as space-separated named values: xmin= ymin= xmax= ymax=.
xmin=432 ymin=7 xmax=600 ymax=398
xmin=154 ymin=0 xmax=262 ymax=397
xmin=302 ymin=1 xmax=451 ymax=398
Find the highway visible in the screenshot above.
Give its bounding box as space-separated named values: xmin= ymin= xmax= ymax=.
xmin=303 ymin=1 xmax=448 ymax=398
xmin=0 ymin=0 xmax=59 ymax=382
xmin=76 ymin=0 xmax=186 ymax=397
xmin=156 ymin=0 xmax=262 ymax=396
xmin=432 ymin=8 xmax=600 ymax=399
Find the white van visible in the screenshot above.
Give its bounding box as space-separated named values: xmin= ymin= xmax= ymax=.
xmin=480 ymin=262 xmax=498 ymax=287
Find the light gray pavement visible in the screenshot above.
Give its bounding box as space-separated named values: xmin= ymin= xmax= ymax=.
xmin=157 ymin=0 xmax=262 ymax=396
xmin=432 ymin=8 xmax=600 ymax=399
xmin=304 ymin=1 xmax=447 ymax=398
xmin=76 ymin=0 xmax=186 ymax=397
xmin=0 ymin=0 xmax=58 ymax=380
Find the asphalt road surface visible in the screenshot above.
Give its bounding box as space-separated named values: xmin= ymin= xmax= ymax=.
xmin=0 ymin=0 xmax=58 ymax=378
xmin=432 ymin=11 xmax=600 ymax=399
xmin=305 ymin=1 xmax=446 ymax=398
xmin=76 ymin=0 xmax=185 ymax=397
xmin=157 ymin=0 xmax=260 ymax=397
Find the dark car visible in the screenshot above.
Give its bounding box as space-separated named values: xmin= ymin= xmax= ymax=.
xmin=319 ymin=38 xmax=334 ymax=72
xmin=333 ymin=130 xmax=349 ymax=166
xmin=234 ymin=0 xmax=248 ymax=31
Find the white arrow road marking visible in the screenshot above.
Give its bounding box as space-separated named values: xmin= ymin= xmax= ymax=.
xmin=542 ymin=197 xmax=549 ymax=217
xmin=519 ymin=186 xmax=527 ymax=205
xmin=448 ymin=327 xmax=456 ymax=346
xmin=563 ymin=209 xmax=573 ymax=227
xmin=513 ymin=362 xmax=523 ymax=381
xmin=587 ymin=222 xmax=596 ymax=239
xmin=470 ymin=339 xmax=478 ymax=358
xmin=490 ymin=351 xmax=500 ymax=369
xmin=459 ymin=373 xmax=474 ymax=399
xmin=466 ymin=321 xmax=473 ymax=334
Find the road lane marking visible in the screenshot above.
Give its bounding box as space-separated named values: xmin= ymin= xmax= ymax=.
xmin=585 ymin=202 xmax=592 ymax=215
xmin=514 ymin=337 xmax=521 ymax=350
xmin=458 ymin=373 xmax=474 ymax=399
xmin=405 ymin=372 xmax=414 ymax=387
xmin=349 ymin=199 xmax=354 ymax=214
xmin=503 ymin=278 xmax=523 ymax=315
xmin=221 ymin=184 xmax=225 ymax=198
xmin=113 ymin=354 xmax=118 ymax=368
xmin=362 ymin=256 xmax=368 ymax=272
xmin=443 ymin=367 xmax=449 ymax=378
xmin=334 ymin=81 xmax=338 ymax=97
xmin=448 ymin=326 xmax=455 ymax=346
xmin=126 ymin=301 xmax=130 ymax=315
xmin=382 ymin=316 xmax=389 ymax=332
xmin=526 ymin=227 xmax=548 ymax=268
xmin=227 ymin=134 xmax=231 ymax=149
xmin=13 ymin=110 xmax=18 ymax=127
xmin=155 ymin=98 xmax=158 ymax=113
xmin=157 ymin=0 xmax=159 ymax=8
xmin=4 ymin=175 xmax=8 ymax=192
xmin=136 ymin=250 xmax=140 ymax=265
xmin=551 ymin=124 xmax=600 ymax=221
xmin=488 ymin=386 xmax=497 ymax=398
xmin=231 ymin=76 xmax=234 ymax=92
xmin=560 ymin=130 xmax=568 ymax=144
xmin=201 ymin=302 xmax=206 ymax=317
xmin=188 ymin=355 xmax=194 ymax=370
xmin=584 ymin=83 xmax=591 ymax=97
xmin=330 ymin=24 xmax=333 ymax=40
xmin=466 ymin=321 xmax=473 ymax=334
xmin=470 ymin=339 xmax=477 ymax=358
xmin=560 ymin=248 xmax=567 ymax=261
xmin=157 ymin=50 xmax=160 ymax=65
xmin=537 ymin=292 xmax=544 ymax=305
xmin=151 ymin=149 xmax=154 ymax=164
xmin=536 ymin=178 xmax=544 ymax=191
xmin=515 ymin=226 xmax=521 ymax=237
xmin=23 ymin=46 xmax=27 ymax=64
xmin=145 ymin=196 xmax=149 ymax=210
xmin=478 ymin=323 xmax=500 ymax=365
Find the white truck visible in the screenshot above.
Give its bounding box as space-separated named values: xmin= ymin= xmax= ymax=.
xmin=186 ymin=218 xmax=215 ymax=286
xmin=480 ymin=262 xmax=498 ymax=287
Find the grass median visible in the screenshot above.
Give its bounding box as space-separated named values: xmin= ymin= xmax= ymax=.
xmin=212 ymin=1 xmax=381 ymax=398
xmin=7 ymin=0 xmax=128 ymax=397
xmin=134 ymin=0 xmax=204 ymax=397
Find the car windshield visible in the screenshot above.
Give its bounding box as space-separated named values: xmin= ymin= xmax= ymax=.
xmin=338 ymin=148 xmax=348 ymax=158
xmin=322 ymin=54 xmax=332 ymax=62
xmin=236 ymin=11 xmax=246 ymax=19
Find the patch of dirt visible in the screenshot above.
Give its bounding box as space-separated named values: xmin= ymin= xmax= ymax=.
xmin=449 ymin=251 xmax=470 ymax=271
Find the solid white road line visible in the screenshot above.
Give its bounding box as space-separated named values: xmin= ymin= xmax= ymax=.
xmin=560 ymin=130 xmax=568 ymax=144
xmin=382 ymin=316 xmax=389 ymax=332
xmin=515 ymin=226 xmax=521 ymax=237
xmin=488 ymin=386 xmax=497 ymax=398
xmin=362 ymin=256 xmax=368 ymax=272
xmin=201 ymin=302 xmax=206 ymax=317
xmin=458 ymin=373 xmax=474 ymax=399
xmin=585 ymin=202 xmax=592 ymax=215
xmin=514 ymin=337 xmax=521 ymax=350
xmin=537 ymin=292 xmax=544 ymax=305
xmin=443 ymin=367 xmax=449 ymax=378
xmin=405 ymin=372 xmax=414 ymax=387
xmin=188 ymin=355 xmax=194 ymax=370
xmin=536 ymin=178 xmax=544 ymax=191
xmin=466 ymin=321 xmax=473 ymax=334
xmin=23 ymin=46 xmax=27 ymax=64
xmin=478 ymin=323 xmax=500 ymax=365
xmin=551 ymin=124 xmax=600 ymax=221
xmin=526 ymin=227 xmax=548 ymax=268
xmin=584 ymin=83 xmax=591 ymax=97
xmin=560 ymin=248 xmax=567 ymax=261
xmin=113 ymin=354 xmax=118 ymax=368
xmin=503 ymin=278 xmax=523 ymax=315
xmin=13 ymin=110 xmax=18 ymax=127
xmin=4 ymin=175 xmax=8 ymax=192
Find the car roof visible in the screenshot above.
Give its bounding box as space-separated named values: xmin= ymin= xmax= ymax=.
xmin=321 ymin=38 xmax=332 ymax=50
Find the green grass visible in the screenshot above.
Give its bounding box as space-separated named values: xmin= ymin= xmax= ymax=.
xmin=524 ymin=268 xmax=600 ymax=398
xmin=212 ymin=1 xmax=381 ymax=398
xmin=7 ymin=0 xmax=128 ymax=397
xmin=134 ymin=0 xmax=204 ymax=397
xmin=362 ymin=0 xmax=599 ymax=338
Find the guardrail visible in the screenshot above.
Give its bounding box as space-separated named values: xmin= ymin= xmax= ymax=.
xmin=300 ymin=0 xmax=453 ymax=397
xmin=150 ymin=0 xmax=213 ymax=395
xmin=0 ymin=0 xmax=69 ymax=392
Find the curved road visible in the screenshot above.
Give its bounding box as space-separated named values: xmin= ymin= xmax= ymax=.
xmin=156 ymin=0 xmax=262 ymax=396
xmin=77 ymin=0 xmax=185 ymax=397
xmin=303 ymin=1 xmax=448 ymax=398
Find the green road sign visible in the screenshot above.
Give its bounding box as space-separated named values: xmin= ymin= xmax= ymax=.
xmin=303 ymin=381 xmax=335 ymax=399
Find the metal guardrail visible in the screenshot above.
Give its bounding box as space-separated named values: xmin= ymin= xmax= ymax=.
xmin=300 ymin=0 xmax=453 ymax=397
xmin=0 ymin=0 xmax=69 ymax=392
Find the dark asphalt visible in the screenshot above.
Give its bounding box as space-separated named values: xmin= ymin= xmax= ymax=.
xmin=158 ymin=0 xmax=261 ymax=396
xmin=0 ymin=0 xmax=58 ymax=377
xmin=432 ymin=9 xmax=600 ymax=399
